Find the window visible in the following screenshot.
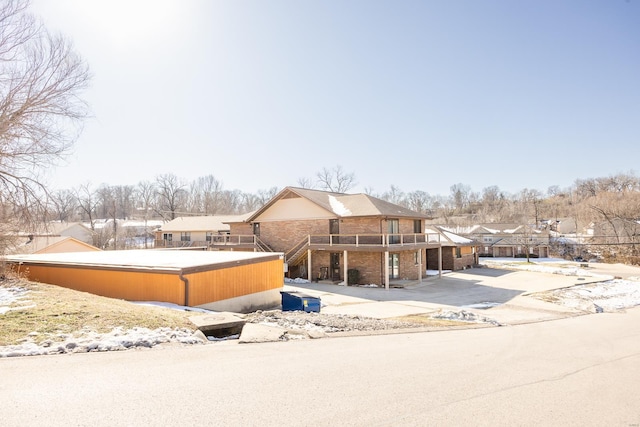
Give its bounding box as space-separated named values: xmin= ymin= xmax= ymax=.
xmin=181 ymin=232 xmax=191 ymax=242
xmin=163 ymin=233 xmax=172 ymax=242
xmin=455 ymin=247 xmax=461 ymax=258
xmin=413 ymin=220 xmax=422 ymax=234
xmin=206 ymin=232 xmax=213 ymax=242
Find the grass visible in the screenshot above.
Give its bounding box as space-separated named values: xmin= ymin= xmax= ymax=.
xmin=391 ymin=314 xmax=470 ymax=327
xmin=0 ymin=278 xmax=197 ymax=346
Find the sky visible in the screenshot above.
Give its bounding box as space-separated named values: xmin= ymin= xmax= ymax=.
xmin=30 ymin=0 xmax=640 ymax=197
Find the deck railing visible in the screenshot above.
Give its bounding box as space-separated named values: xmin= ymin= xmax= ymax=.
xmin=156 ymin=232 xmax=441 ymax=250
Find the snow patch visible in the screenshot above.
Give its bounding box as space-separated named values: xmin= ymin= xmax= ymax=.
xmin=328 ymin=195 xmax=352 ymax=216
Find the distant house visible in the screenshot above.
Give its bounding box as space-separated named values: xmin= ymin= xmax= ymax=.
xmin=213 ymin=187 xmax=443 ymax=289
xmin=44 ymin=222 xmax=94 ymax=245
xmin=447 ymin=223 xmax=550 ymax=258
xmin=592 ymin=218 xmax=640 ymax=245
xmin=426 ymin=226 xmax=479 ymax=270
xmin=154 ymin=214 xmax=252 ymax=248
xmin=8 ymin=222 xmax=99 ymax=255
xmin=16 ymin=236 xmax=101 ymax=254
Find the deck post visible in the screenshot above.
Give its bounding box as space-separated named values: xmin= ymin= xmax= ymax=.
xmin=307 ymin=249 xmax=312 ymax=281
xmin=342 ymin=250 xmax=348 ymax=286
xmin=384 ymin=250 xmax=390 ymax=290
xmin=418 ymin=249 xmax=422 ymax=282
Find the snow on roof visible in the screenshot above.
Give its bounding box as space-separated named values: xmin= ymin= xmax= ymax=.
xmin=328 ymin=195 xmax=352 ymax=216
xmin=5 ymin=249 xmax=282 ymax=272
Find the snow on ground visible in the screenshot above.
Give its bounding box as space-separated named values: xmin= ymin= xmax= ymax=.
xmin=0 ymin=327 xmax=203 ymax=358
xmin=480 ymin=257 xmax=640 ymax=312
xmin=0 ymin=288 xmax=207 ymax=358
xmin=3 ymin=258 xmax=640 ymax=357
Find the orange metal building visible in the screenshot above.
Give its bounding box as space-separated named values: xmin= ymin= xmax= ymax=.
xmin=6 ymin=250 xmax=284 ymax=313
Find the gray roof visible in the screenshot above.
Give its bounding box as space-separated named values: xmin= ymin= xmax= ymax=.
xmin=159 ymin=214 xmax=252 ymax=232
xmin=247 ymin=187 xmax=429 ymax=221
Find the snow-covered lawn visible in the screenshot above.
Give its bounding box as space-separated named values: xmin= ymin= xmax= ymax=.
xmin=480 ymin=257 xmax=640 ymax=312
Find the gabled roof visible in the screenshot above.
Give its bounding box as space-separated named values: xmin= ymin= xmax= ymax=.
xmin=37 ymin=222 xmax=93 ymax=236
xmin=12 ymin=236 xmax=100 ymax=254
xmin=426 ymin=226 xmax=476 ymax=247
xmin=245 ymin=187 xmax=429 ymax=222
xmin=159 ymin=214 xmax=252 ymax=232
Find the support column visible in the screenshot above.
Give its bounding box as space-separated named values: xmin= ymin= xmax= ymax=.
xmin=342 ymin=250 xmax=348 ymax=286
xmin=418 ymin=249 xmax=422 ymax=282
xmin=384 ymin=251 xmax=390 ymax=290
xmin=438 ymin=245 xmax=443 ymax=279
xmin=307 ymin=249 xmax=312 ymax=281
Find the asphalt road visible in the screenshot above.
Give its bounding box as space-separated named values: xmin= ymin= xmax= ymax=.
xmin=2 ymin=307 xmax=640 ymax=426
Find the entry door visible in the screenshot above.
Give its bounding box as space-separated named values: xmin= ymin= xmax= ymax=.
xmin=389 ymin=253 xmax=400 ymax=279
xmin=330 ymin=252 xmax=341 ymax=281
xmin=329 ymin=219 xmax=339 ymax=244
xmin=388 ymin=219 xmax=399 ymax=244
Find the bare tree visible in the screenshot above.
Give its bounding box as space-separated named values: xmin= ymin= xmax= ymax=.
xmin=135 ymin=180 xmax=156 ymax=248
xmin=0 ymin=0 xmax=90 ymax=229
xmin=381 ymin=185 xmax=406 ymax=207
xmin=188 ymin=175 xmax=223 ymax=215
xmin=316 ymin=165 xmax=356 ymax=193
xmin=49 ymin=189 xmax=77 ymax=222
xmin=296 ymin=177 xmax=315 ymax=189
xmin=154 ymin=173 xmax=187 ymax=220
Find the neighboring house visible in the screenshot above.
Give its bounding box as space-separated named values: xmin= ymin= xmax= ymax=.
xmin=215 ymin=187 xmax=443 ymax=289
xmin=592 ymin=218 xmax=640 ymax=245
xmin=6 ymin=222 xmax=99 ymax=255
xmin=426 ymin=226 xmax=479 ymax=270
xmin=448 ymin=223 xmax=550 ymax=258
xmin=44 ymin=222 xmax=94 ymax=245
xmin=154 ymin=214 xmax=252 ymax=248
xmin=16 ymin=236 xmax=101 ymax=254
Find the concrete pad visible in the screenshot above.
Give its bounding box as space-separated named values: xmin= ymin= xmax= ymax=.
xmin=188 ymin=312 xmax=245 ymax=338
xmin=238 ymin=323 xmax=287 ymax=343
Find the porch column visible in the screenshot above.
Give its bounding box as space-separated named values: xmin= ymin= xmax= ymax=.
xmin=342 ymin=250 xmax=348 ymax=286
xmin=307 ymin=249 xmax=312 ymax=281
xmin=438 ymin=245 xmax=443 ymax=279
xmin=384 ymin=250 xmax=390 ymax=290
xmin=418 ymin=249 xmax=422 ymax=282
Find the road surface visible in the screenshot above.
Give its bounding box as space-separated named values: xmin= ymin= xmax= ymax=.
xmin=2 ymin=308 xmax=640 ymax=426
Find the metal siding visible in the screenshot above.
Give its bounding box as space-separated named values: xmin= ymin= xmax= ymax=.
xmin=187 ymin=258 xmax=283 ymax=306
xmin=17 ymin=264 xmax=185 ymax=305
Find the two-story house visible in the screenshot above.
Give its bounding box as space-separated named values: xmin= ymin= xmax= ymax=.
xmin=213 ymin=187 xmax=443 ymax=289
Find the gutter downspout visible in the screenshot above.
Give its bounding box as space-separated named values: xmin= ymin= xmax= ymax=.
xmin=179 ymin=270 xmax=189 ymax=307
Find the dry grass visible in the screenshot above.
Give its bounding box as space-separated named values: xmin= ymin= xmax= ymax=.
xmin=391 ymin=314 xmax=469 ymax=327
xmin=0 ymin=279 xmax=196 ymax=346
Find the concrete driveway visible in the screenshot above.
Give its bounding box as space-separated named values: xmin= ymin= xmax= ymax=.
xmin=285 ymin=266 xmax=611 ymax=325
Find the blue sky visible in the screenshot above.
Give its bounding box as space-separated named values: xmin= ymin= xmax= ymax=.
xmin=32 ymin=0 xmax=640 ymax=197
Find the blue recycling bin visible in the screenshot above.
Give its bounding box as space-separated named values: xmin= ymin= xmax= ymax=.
xmin=280 ymin=291 xmax=321 ymax=313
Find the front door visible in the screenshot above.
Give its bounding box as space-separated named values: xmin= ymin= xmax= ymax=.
xmin=329 ymin=219 xmax=339 ymax=244
xmin=388 ymin=219 xmax=400 ymax=244
xmin=330 ymin=252 xmax=341 ymax=281
xmin=389 ymin=253 xmax=400 ymax=279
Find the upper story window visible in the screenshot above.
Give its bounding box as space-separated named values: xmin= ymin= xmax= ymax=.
xmin=413 ymin=220 xmax=422 ymax=233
